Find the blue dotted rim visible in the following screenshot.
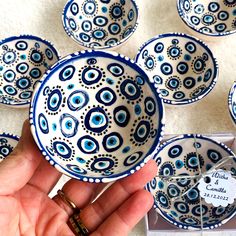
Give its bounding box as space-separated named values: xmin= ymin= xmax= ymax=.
xmin=0 ymin=132 xmax=20 ymax=142
xmin=176 ymin=0 xmax=236 ymax=37
xmin=228 ymin=82 xmax=236 ymax=125
xmin=135 ymin=32 xmax=219 ymax=106
xmin=0 ymin=34 xmax=60 ymax=107
xmin=146 ymin=134 xmax=236 ymax=230
xmin=29 ymin=50 xmax=165 ymax=183
xmin=62 ymin=0 xmax=140 ymax=50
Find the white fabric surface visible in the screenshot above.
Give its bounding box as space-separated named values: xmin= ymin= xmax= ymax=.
xmin=0 ymin=0 xmax=235 ymax=235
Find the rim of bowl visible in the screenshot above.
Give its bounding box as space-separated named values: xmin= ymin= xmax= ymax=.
xmin=228 ymin=81 xmax=236 ymax=125
xmin=62 ymin=0 xmax=140 ymax=50
xmin=0 ymin=34 xmax=60 ymax=108
xmin=135 ymin=32 xmax=219 ymax=106
xmin=147 ymin=133 xmax=236 ymax=230
xmin=29 ymin=49 xmax=165 ymax=183
xmin=176 ymin=0 xmax=236 ymax=37
xmin=0 ymin=132 xmax=20 ymax=141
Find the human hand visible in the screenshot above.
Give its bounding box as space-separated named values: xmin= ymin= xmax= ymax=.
xmin=0 ymin=120 xmax=157 ymax=236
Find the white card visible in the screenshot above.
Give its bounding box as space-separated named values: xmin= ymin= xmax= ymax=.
xmin=198 ymin=169 xmax=236 ymax=207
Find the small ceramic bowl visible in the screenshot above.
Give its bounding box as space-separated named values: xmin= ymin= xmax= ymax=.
xmin=0 ymin=35 xmax=60 ymax=108
xmin=147 ymin=134 xmax=236 ymax=230
xmin=30 ymin=50 xmax=165 ymax=183
xmin=177 ymin=0 xmax=236 ymax=38
xmin=228 ymin=82 xmax=236 ymax=125
xmin=135 ymin=33 xmax=218 ymax=105
xmin=62 ymin=0 xmax=139 ymax=49
xmin=0 ymin=133 xmax=19 ymax=162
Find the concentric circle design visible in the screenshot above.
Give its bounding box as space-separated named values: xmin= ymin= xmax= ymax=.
xmin=0 ymin=133 xmax=19 ymax=162
xmin=30 ymin=50 xmax=164 ymax=183
xmin=0 ymin=35 xmax=59 ymax=107
xmin=177 ymin=0 xmax=236 ymax=37
xmin=62 ymin=0 xmax=139 ymax=49
xmin=135 ymin=33 xmax=218 ymax=105
xmin=146 ymin=134 xmax=236 ymax=230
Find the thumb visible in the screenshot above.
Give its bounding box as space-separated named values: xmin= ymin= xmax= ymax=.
xmin=0 ymin=120 xmax=42 ymax=195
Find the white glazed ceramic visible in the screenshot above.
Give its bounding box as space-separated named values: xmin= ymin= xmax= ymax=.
xmin=0 ymin=35 xmax=60 ymax=108
xmin=135 ymin=33 xmax=218 ymax=106
xmin=62 ymin=0 xmax=139 ymax=49
xmin=177 ymin=0 xmax=236 ymax=38
xmin=147 ymin=134 xmax=236 ymax=230
xmin=0 ymin=133 xmax=19 ymax=162
xmin=228 ymin=82 xmax=236 ymax=125
xmin=30 ymin=50 xmax=165 ymax=183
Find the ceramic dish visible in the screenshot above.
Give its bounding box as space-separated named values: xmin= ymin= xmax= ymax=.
xmin=147 ymin=134 xmax=236 ymax=230
xmin=0 ymin=133 xmax=19 ymax=162
xmin=62 ymin=0 xmax=139 ymax=49
xmin=135 ymin=33 xmax=218 ymax=105
xmin=30 ymin=50 xmax=165 ymax=183
xmin=228 ymin=82 xmax=236 ymax=125
xmin=177 ymin=0 xmax=236 ymax=37
xmin=0 ymin=35 xmax=60 ymax=108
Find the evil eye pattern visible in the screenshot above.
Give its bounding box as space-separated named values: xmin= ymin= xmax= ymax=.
xmin=156 ymin=192 xmax=170 ymax=209
xmin=132 ymin=120 xmax=151 ymax=143
xmin=102 ymin=132 xmax=123 ymax=152
xmin=178 ymin=0 xmax=236 ymax=36
xmin=123 ymin=151 xmax=143 ymax=166
xmin=67 ymin=90 xmax=89 ymax=111
xmin=84 ymin=107 xmax=109 ymax=133
xmin=77 ymin=135 xmax=99 ymax=154
xmin=38 ymin=113 xmax=49 ymax=134
xmin=59 ymin=65 xmax=75 ymax=81
xmin=81 ymin=67 xmax=103 ymax=85
xmin=107 ymin=63 xmax=124 ymax=76
xmin=168 ymin=145 xmax=183 ymax=158
xmin=47 ymin=89 xmax=62 ymax=112
xmin=63 ymin=0 xmax=138 ymax=49
xmin=0 ymin=36 xmax=59 ymax=106
xmin=113 ymin=106 xmax=130 ymax=127
xmin=0 ymin=145 xmax=13 ymax=158
xmin=60 ymin=113 xmax=79 ymax=138
xmin=53 ymin=141 xmax=72 ymax=159
xmin=136 ymin=33 xmax=217 ymax=105
xmin=67 ymin=164 xmax=87 ymax=175
xmin=207 ymin=149 xmax=222 ymax=163
xmin=120 ymin=79 xmax=141 ymax=100
xmin=147 ymin=135 xmax=235 ymax=230
xmin=96 ymin=87 xmax=117 ymax=105
xmin=144 ymin=97 xmax=156 ymax=116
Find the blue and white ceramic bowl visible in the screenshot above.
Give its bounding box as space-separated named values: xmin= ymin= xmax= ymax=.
xmin=30 ymin=50 xmax=165 ymax=183
xmin=135 ymin=33 xmax=218 ymax=105
xmin=0 ymin=35 xmax=60 ymax=108
xmin=0 ymin=133 xmax=19 ymax=162
xmin=62 ymin=0 xmax=139 ymax=49
xmin=228 ymin=82 xmax=236 ymax=125
xmin=147 ymin=134 xmax=236 ymax=230
xmin=177 ymin=0 xmax=236 ymax=37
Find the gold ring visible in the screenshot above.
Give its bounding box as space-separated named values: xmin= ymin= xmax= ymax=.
xmin=57 ymin=190 xmax=79 ymax=212
xmin=68 ymin=213 xmax=89 ymax=236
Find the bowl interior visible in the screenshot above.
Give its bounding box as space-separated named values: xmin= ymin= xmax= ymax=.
xmin=62 ymin=0 xmax=138 ymax=49
xmin=0 ymin=133 xmax=19 ymax=162
xmin=147 ymin=135 xmax=236 ymax=230
xmin=136 ymin=34 xmax=218 ymax=105
xmin=229 ymin=82 xmax=236 ymax=125
xmin=0 ymin=36 xmax=59 ymax=107
xmin=177 ymin=0 xmax=236 ymax=36
xmin=31 ymin=51 xmax=164 ymax=182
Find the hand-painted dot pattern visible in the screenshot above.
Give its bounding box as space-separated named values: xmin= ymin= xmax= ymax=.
xmin=146 ymin=134 xmax=236 ymax=230
xmin=177 ymin=0 xmax=236 ymax=36
xmin=0 ymin=35 xmax=59 ymax=107
xmin=30 ymin=51 xmax=164 ymax=182
xmin=62 ymin=0 xmax=139 ymax=49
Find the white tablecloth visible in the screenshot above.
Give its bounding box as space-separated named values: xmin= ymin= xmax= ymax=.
xmin=0 ymin=0 xmax=235 ymax=235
